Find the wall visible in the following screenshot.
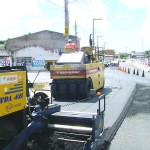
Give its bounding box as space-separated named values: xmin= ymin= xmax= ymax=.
xmin=6 ymin=30 xmax=66 ymax=51
xmin=14 ymin=46 xmax=60 ymax=70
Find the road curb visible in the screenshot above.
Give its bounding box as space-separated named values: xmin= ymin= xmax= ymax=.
xmin=96 ymin=83 xmax=137 ymax=150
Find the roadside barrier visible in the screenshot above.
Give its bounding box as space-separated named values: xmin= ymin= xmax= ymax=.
xmin=119 ymin=66 xmax=146 ymax=77
xmin=133 ymin=69 xmax=135 ymax=74
xmin=128 ymin=68 xmax=130 ymax=74
xmin=136 ymin=69 xmax=139 ymax=75
xmin=142 ymin=70 xmax=145 ymax=77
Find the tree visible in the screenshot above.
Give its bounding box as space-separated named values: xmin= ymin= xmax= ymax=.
xmin=118 ymin=53 xmax=127 ymax=59
xmin=0 ymin=40 xmax=6 ymax=45
xmin=99 ymin=50 xmax=104 ymax=55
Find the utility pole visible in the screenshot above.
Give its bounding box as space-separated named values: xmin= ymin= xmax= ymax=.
xmin=75 ymin=21 xmax=78 ymax=49
xmin=142 ymin=37 xmax=144 ymax=52
xmin=64 ymin=0 xmax=69 ymax=43
xmin=92 ymin=18 xmax=102 ymax=48
xmin=104 ymin=43 xmax=108 ymax=51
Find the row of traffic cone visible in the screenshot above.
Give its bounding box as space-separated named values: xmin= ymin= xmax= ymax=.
xmin=118 ymin=66 xmax=145 ymax=77
xmin=118 ymin=67 xmax=129 ymax=73
xmin=133 ymin=69 xmax=145 ymax=77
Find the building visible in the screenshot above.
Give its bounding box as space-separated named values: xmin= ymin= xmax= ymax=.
xmin=5 ymin=30 xmax=78 ymax=70
xmin=104 ymin=49 xmax=115 ymax=63
xmin=0 ymin=48 xmax=12 ymax=66
xmin=131 ymin=51 xmax=145 ymax=59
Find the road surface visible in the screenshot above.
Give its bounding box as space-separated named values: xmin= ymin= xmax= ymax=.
xmin=27 ymin=64 xmax=150 ymax=149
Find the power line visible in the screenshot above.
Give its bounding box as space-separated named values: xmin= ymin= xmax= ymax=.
xmin=69 ymin=0 xmax=79 ymax=3
xmin=47 ymin=0 xmax=63 ymax=9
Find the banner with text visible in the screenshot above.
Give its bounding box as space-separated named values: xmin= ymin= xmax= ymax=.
xmin=32 ymin=60 xmax=45 ymax=67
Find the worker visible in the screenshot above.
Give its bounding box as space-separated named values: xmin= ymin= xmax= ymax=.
xmin=65 ymin=39 xmax=77 ymax=51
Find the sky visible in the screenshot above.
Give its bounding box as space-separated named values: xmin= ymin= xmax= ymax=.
xmin=0 ymin=0 xmax=150 ymax=53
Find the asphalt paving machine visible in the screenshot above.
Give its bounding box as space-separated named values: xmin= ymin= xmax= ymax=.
xmin=0 ymin=66 xmax=105 ymax=150
xmin=50 ymin=46 xmax=105 ymax=100
xmin=0 ymin=66 xmax=29 ymax=149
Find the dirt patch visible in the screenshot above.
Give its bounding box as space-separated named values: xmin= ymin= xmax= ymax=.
xmin=108 ymin=84 xmax=150 ymax=150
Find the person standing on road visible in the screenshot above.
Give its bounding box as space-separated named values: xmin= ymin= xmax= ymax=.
xmin=64 ymin=39 xmax=77 ymax=51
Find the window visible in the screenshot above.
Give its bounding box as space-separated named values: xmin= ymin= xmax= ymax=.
xmin=16 ymin=57 xmax=32 ymax=64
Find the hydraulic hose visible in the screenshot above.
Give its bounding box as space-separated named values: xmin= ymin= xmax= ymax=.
xmin=3 ymin=116 xmax=47 ymax=150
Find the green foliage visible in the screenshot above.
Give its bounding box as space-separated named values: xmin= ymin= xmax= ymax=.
xmin=99 ymin=50 xmax=104 ymax=55
xmin=0 ymin=40 xmax=7 ymax=48
xmin=118 ymin=53 xmax=127 ymax=59
xmin=112 ymin=50 xmax=115 ymax=55
xmin=0 ymin=41 xmax=5 ymax=44
xmin=0 ymin=41 xmax=6 ymax=48
xmin=145 ymin=50 xmax=150 ymax=55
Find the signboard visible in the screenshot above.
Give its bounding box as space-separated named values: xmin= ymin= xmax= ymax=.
xmin=32 ymin=60 xmax=45 ymax=67
xmin=0 ymin=60 xmax=10 ymax=66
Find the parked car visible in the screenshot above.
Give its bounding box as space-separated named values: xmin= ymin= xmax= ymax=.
xmin=121 ymin=59 xmax=126 ymax=62
xmin=104 ymin=61 xmax=110 ymax=67
xmin=110 ymin=60 xmax=119 ymax=67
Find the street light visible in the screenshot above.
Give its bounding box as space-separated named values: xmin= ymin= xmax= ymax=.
xmin=92 ymin=18 xmax=102 ymax=48
xmin=103 ymin=43 xmax=108 ymax=51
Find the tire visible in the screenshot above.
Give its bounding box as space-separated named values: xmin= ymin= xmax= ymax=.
xmin=69 ymin=81 xmax=77 ymax=99
xmin=101 ymin=78 xmax=105 ymax=89
xmin=85 ymin=78 xmax=92 ymax=98
xmin=51 ymin=80 xmax=59 ymax=99
xmin=79 ymin=78 xmax=92 ymax=99
xmin=51 ymin=80 xmax=67 ymax=99
xmin=0 ymin=120 xmax=18 ymax=149
xmin=32 ymin=92 xmax=49 ymax=107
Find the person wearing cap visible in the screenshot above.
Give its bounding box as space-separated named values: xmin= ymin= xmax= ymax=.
xmin=65 ymin=39 xmax=77 ymax=51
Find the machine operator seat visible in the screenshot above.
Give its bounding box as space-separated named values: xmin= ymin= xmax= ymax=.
xmin=81 ymin=46 xmax=93 ymax=64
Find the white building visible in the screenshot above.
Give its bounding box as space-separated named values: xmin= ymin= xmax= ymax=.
xmin=13 ymin=46 xmax=60 ymax=70
xmin=5 ymin=30 xmax=78 ymax=71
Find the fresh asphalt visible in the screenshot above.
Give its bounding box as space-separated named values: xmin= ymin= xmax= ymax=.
xmin=27 ymin=63 xmax=150 ymax=149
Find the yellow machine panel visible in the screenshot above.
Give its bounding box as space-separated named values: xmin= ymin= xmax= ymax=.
xmin=50 ymin=46 xmax=105 ymax=100
xmin=0 ymin=71 xmax=27 ymax=117
xmin=50 ymin=62 xmax=104 ymax=90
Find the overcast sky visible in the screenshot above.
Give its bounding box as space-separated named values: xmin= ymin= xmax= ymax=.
xmin=0 ymin=0 xmax=150 ymax=53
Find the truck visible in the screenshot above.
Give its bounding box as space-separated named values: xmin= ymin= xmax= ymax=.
xmin=50 ymin=46 xmax=105 ymax=100
xmin=0 ymin=66 xmax=106 ymax=150
xmin=110 ymin=59 xmax=119 ymax=67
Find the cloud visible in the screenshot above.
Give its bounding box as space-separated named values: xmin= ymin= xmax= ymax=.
xmin=26 ymin=17 xmax=52 ymax=31
xmin=0 ymin=0 xmax=41 ymax=27
xmin=119 ymin=0 xmax=150 ymax=9
xmin=137 ymin=12 xmax=150 ymax=40
xmin=25 ymin=15 xmax=63 ymax=32
xmin=116 ymin=12 xmax=131 ymax=19
xmin=0 ymin=0 xmax=109 ymax=44
xmin=119 ymin=0 xmax=150 ymax=42
xmin=46 ymin=0 xmax=109 ymax=46
xmin=69 ymin=0 xmax=108 ymax=25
